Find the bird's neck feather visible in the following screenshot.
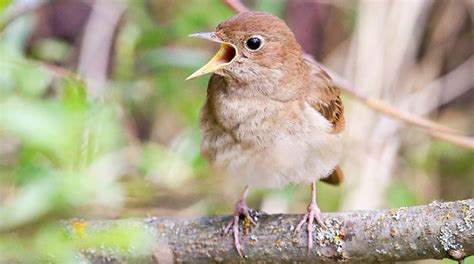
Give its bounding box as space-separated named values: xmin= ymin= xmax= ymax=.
xmin=222 ymin=57 xmax=307 ymax=102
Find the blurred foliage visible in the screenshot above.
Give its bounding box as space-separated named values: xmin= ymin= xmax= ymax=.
xmin=0 ymin=1 xmax=248 ymax=261
xmin=0 ymin=45 xmax=128 ymax=261
xmin=0 ymin=0 xmax=12 ymax=14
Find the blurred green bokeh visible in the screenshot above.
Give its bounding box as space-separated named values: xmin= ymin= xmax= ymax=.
xmin=0 ymin=1 xmax=246 ymax=261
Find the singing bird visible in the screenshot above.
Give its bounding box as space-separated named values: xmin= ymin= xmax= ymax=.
xmin=187 ymin=11 xmax=344 ymax=256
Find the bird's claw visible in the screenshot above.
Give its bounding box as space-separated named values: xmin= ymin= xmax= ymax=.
xmin=294 ymin=201 xmax=326 ymax=253
xmin=223 ymin=199 xmax=255 ymax=257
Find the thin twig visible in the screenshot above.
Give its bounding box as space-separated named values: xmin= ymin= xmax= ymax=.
xmin=32 ymin=60 xmax=77 ymax=78
xmin=431 ymin=131 xmax=474 ymax=149
xmin=322 ymin=66 xmax=474 ymax=150
xmin=222 ymin=0 xmax=249 ymax=13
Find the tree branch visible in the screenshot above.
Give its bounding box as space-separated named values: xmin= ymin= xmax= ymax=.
xmin=321 ymin=65 xmax=474 ymax=150
xmin=69 ymin=199 xmax=473 ymax=263
xmin=222 ymin=0 xmax=249 ymax=13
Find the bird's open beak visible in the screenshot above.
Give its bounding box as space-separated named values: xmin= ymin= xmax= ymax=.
xmin=186 ymin=32 xmax=238 ymax=80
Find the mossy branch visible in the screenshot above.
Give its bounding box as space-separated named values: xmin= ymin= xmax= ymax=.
xmin=67 ymin=199 xmax=473 ymax=263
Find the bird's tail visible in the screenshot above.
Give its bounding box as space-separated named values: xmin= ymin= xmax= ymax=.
xmin=320 ymin=165 xmax=344 ymax=185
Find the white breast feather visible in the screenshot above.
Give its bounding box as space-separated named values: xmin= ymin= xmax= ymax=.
xmin=222 ymin=103 xmax=342 ymax=187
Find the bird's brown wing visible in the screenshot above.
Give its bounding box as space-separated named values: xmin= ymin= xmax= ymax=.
xmin=320 ymin=165 xmax=344 ymax=185
xmin=304 ymin=57 xmax=345 ymax=185
xmin=304 ymin=57 xmax=345 ymax=134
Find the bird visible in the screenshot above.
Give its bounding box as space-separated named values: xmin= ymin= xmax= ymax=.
xmin=186 ymin=11 xmax=345 ymax=257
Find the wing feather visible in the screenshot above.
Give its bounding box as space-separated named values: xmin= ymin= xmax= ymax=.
xmin=304 ymin=57 xmax=345 ymax=133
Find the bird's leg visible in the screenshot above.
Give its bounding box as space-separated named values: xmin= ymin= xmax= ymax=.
xmin=294 ymin=182 xmax=326 ymax=252
xmin=223 ymin=185 xmax=255 ymax=257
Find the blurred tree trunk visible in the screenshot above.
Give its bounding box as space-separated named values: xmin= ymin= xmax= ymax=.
xmin=27 ymin=0 xmax=92 ymax=67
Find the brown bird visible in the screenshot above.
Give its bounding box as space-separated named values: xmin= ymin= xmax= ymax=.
xmin=187 ymin=11 xmax=344 ymax=256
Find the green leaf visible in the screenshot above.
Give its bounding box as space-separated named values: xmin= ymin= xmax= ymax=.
xmin=0 ymin=47 xmax=52 ymax=97
xmin=61 ymin=77 xmax=88 ymax=112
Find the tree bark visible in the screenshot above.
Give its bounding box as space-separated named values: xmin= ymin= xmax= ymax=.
xmin=70 ymin=199 xmax=473 ymax=263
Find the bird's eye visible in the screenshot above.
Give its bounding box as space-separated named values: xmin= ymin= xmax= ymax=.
xmin=245 ymin=36 xmax=263 ymax=51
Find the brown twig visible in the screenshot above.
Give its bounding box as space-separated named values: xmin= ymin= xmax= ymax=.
xmin=222 ymin=0 xmax=249 ymax=13
xmin=322 ymin=64 xmax=474 ymax=150
xmin=67 ymin=199 xmax=474 ymax=263
xmin=431 ymin=131 xmax=474 ymax=150
xmin=32 ymin=60 xmax=77 ymax=79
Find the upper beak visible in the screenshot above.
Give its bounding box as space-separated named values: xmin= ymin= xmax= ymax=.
xmin=186 ymin=32 xmax=238 ymax=80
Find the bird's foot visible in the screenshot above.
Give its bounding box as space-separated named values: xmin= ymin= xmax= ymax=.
xmin=223 ymin=199 xmax=256 ymax=257
xmin=294 ymin=201 xmax=326 ymax=253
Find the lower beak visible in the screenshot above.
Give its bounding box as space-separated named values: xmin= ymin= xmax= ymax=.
xmin=186 ymin=32 xmax=237 ymax=80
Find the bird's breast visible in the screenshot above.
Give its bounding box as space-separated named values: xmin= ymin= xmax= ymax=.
xmin=211 ymin=92 xmax=301 ymax=145
xmin=200 ymin=97 xmax=342 ymax=187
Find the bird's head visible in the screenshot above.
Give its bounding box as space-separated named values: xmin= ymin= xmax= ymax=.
xmin=186 ymin=12 xmax=303 ymax=82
